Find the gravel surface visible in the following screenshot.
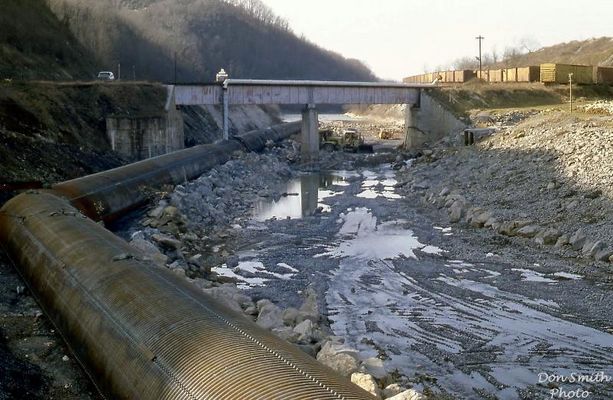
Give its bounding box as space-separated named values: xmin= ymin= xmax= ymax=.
xmin=2 ymin=111 xmax=611 ymax=399
xmin=400 ymin=111 xmax=613 ymax=273
xmin=121 ymin=114 xmax=612 ymax=399
xmin=0 ymin=251 xmax=99 ymax=400
xmin=580 ymin=100 xmax=613 ymax=115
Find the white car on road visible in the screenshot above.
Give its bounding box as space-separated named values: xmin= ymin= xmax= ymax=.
xmin=97 ymin=71 xmax=115 ymax=81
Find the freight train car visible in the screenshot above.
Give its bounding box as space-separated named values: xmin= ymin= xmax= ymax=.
xmin=540 ymin=63 xmax=593 ymax=84
xmin=489 ymin=69 xmax=504 ymax=83
xmin=444 ymin=70 xmax=455 ymax=83
xmin=593 ymin=66 xmax=613 ymax=84
xmin=476 ymin=70 xmax=490 ymax=82
xmin=517 ymin=66 xmax=541 ymax=82
xmin=505 ymin=68 xmax=518 ymax=82
xmin=455 ymin=70 xmax=476 ymax=83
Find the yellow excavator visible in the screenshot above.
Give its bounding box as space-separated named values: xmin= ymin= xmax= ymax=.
xmin=319 ymin=128 xmax=374 ymax=153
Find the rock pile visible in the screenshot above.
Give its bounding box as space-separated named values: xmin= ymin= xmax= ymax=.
xmin=124 ymin=140 xmax=423 ymax=398
xmin=399 ymin=112 xmax=613 ymax=266
xmin=492 ymin=109 xmax=540 ymax=126
xmin=143 ymin=148 xmax=296 ymax=232
xmin=580 ymin=100 xmax=613 ymax=115
xmin=126 ymin=143 xmax=300 ymax=278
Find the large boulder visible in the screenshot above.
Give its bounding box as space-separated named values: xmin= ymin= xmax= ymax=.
xmin=129 ymin=237 xmax=168 ymax=266
xmin=569 ymin=229 xmax=587 ymax=251
xmin=350 ymin=372 xmax=381 ymax=398
xmin=293 ymin=319 xmax=314 ymax=342
xmin=448 ymin=201 xmax=465 ymax=223
xmin=555 ymin=234 xmax=570 ymax=248
xmin=516 ymin=225 xmax=541 ymax=238
xmin=151 ymin=233 xmax=182 ymax=251
xmin=282 ymin=307 xmax=300 ymax=326
xmin=386 ymin=389 xmax=424 ymax=400
xmin=316 ymin=341 xmax=360 ymax=377
xmin=535 ymin=228 xmax=562 ymax=245
xmin=271 ymin=326 xmax=299 ymax=342
xmin=584 ymin=241 xmax=606 ymax=258
xmin=595 ymin=248 xmax=613 ymax=262
xmin=382 ymin=384 xmax=405 ymax=398
xmin=203 ymin=284 xmax=252 ymax=313
xmin=256 ymin=303 xmax=284 ymax=330
xmin=470 ymin=210 xmax=493 ymax=228
xmin=360 ymin=357 xmax=388 ymax=379
xmin=297 ymin=288 xmax=320 ymax=323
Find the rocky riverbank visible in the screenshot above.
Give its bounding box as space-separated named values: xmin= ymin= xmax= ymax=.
xmin=3 ymin=108 xmax=610 ymax=398
xmin=396 ymin=110 xmax=613 ymax=280
xmin=123 ymin=137 xmax=425 ymax=399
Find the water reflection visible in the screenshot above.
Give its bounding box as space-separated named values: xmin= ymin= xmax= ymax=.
xmin=281 ymin=113 xmax=361 ymax=123
xmin=252 ymin=173 xmax=346 ymax=221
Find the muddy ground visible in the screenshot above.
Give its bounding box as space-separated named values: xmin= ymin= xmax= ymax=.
xmin=1 ymin=112 xmax=611 ymax=399
xmin=119 ymin=112 xmax=612 ymax=399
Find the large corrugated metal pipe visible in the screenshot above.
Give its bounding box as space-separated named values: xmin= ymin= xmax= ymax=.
xmin=0 ymin=121 xmax=374 ymax=399
xmin=0 ymin=192 xmax=374 ymax=399
xmin=52 ymin=121 xmax=302 ymax=223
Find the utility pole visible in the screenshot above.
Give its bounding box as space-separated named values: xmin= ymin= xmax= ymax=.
xmin=569 ymin=73 xmax=574 ymax=113
xmin=476 ymin=35 xmax=484 ymax=81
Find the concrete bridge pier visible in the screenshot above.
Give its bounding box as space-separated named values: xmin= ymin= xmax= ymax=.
xmin=301 ymin=103 xmax=319 ymax=162
xmin=403 ymin=104 xmax=421 ymax=149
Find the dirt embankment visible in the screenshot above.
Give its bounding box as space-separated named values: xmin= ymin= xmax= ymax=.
xmin=397 ymin=109 xmax=613 ymax=279
xmin=0 ymin=82 xmax=170 ymax=185
xmin=350 ymin=83 xmax=613 ymax=123
xmin=0 ymin=82 xmax=282 ymax=188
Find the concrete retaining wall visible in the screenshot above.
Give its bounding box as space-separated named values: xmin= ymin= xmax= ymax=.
xmin=106 ymin=114 xmax=184 ymax=160
xmin=405 ymin=91 xmax=467 ymax=149
xmin=107 ymin=85 xmax=185 ymax=160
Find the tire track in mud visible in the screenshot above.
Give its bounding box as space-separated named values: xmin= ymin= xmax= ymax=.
xmin=320 ymin=169 xmax=613 ymax=399
xmin=228 ymin=165 xmax=612 ymax=399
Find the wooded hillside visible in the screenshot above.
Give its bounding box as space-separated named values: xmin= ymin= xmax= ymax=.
xmin=0 ymin=0 xmax=96 ymax=80
xmin=47 ymin=0 xmax=376 ymax=82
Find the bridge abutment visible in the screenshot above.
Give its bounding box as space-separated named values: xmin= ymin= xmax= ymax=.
xmin=403 ymin=91 xmax=467 ymax=150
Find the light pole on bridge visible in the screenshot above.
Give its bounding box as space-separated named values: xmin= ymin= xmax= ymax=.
xmin=476 ymin=35 xmax=484 ymax=81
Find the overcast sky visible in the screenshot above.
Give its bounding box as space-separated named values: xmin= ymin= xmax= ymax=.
xmin=260 ymin=0 xmax=613 ymax=81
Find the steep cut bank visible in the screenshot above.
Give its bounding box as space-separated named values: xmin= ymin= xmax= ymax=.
xmin=0 ymin=82 xmax=281 ymax=188
xmin=0 ymin=82 xmax=167 ymax=185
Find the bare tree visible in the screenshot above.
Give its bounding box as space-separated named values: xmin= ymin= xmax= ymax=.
xmin=518 ymin=36 xmax=541 ymax=53
xmin=452 ymin=56 xmax=478 ymax=70
xmin=490 ymin=46 xmax=498 ymax=64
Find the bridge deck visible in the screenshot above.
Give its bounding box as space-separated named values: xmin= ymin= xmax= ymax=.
xmin=173 ymin=79 xmax=431 ymax=106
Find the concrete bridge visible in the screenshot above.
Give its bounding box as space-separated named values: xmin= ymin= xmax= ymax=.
xmin=172 ymin=79 xmax=434 ymax=159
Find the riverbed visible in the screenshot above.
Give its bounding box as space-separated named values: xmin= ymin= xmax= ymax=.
xmin=211 ymin=163 xmax=613 ymax=399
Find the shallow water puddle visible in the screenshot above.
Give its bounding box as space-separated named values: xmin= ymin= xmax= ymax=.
xmin=212 ymin=260 xmax=296 ymax=289
xmin=357 ymin=169 xmax=400 ymax=200
xmin=553 ymin=271 xmax=583 ymax=280
xmin=252 ymin=172 xmax=349 ymax=221
xmin=319 ymin=208 xmax=444 ymax=260
xmin=512 ymin=268 xmax=558 ymax=283
xmin=322 ymin=210 xmax=613 ymax=399
xmin=434 ymin=226 xmax=454 ymax=236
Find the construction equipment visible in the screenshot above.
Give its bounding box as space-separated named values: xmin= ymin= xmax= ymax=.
xmin=319 ymin=128 xmax=374 ymax=153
